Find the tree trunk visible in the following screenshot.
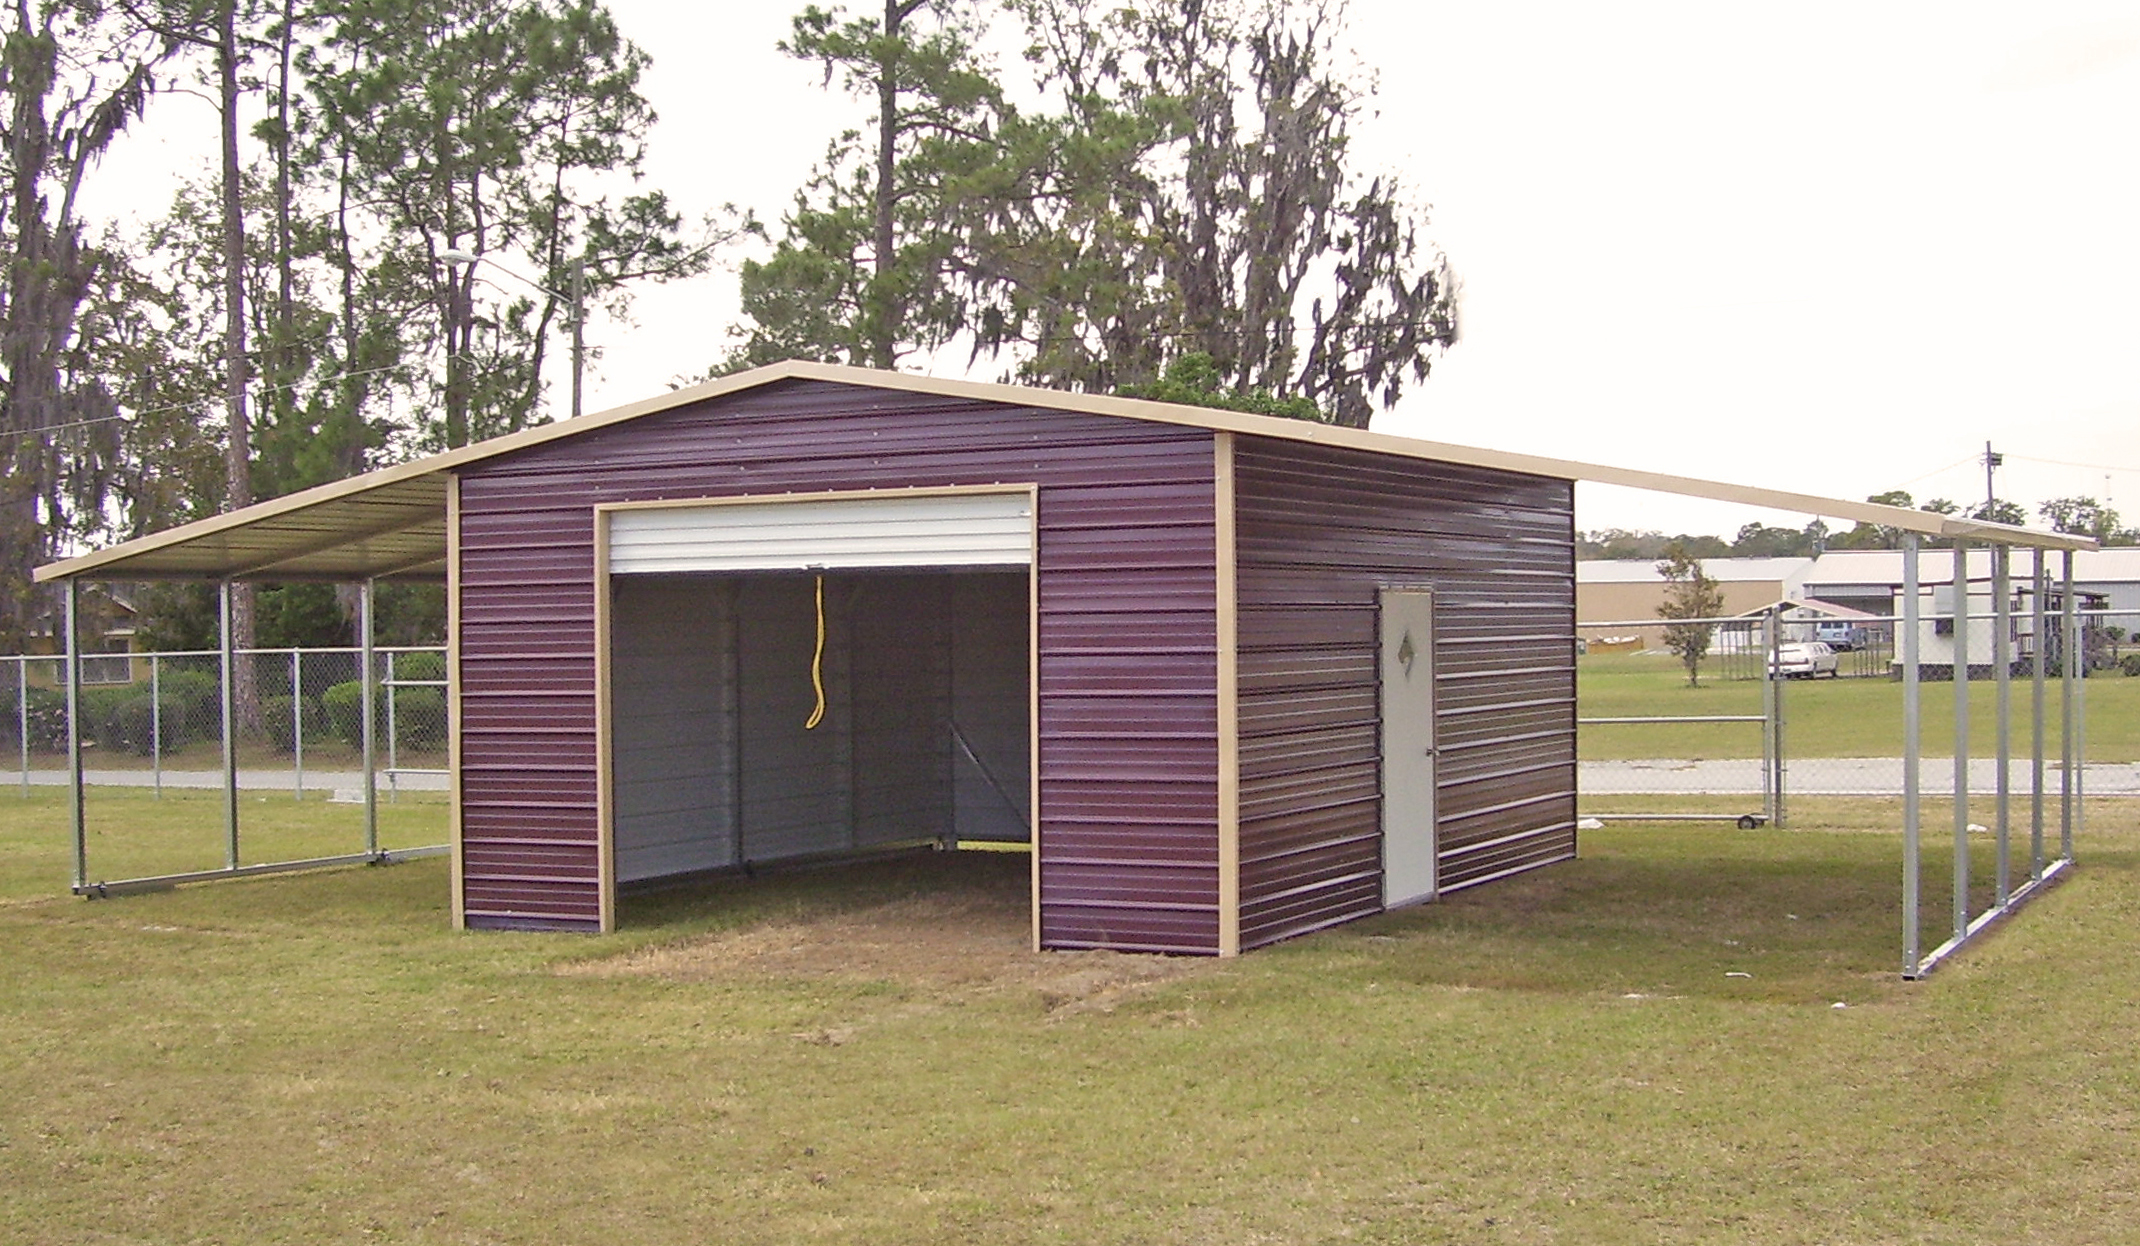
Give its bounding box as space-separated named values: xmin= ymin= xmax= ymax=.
xmin=216 ymin=0 xmax=260 ymax=733
xmin=868 ymin=0 xmax=903 ymax=371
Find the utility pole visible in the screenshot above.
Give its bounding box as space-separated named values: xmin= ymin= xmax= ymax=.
xmin=1984 ymin=441 xmax=2003 ymax=513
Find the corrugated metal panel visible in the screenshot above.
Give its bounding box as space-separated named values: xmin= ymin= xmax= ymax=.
xmin=610 ymin=578 xmax=737 ymax=882
xmin=607 ymin=491 xmax=1034 ymax=574
xmin=1232 ymin=438 xmax=1576 ymax=950
xmin=455 ymin=379 xmax=1221 ymax=949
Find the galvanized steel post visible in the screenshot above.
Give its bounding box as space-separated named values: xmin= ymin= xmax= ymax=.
xmin=66 ymin=581 xmax=86 ymax=891
xmin=2031 ymin=552 xmax=2046 ymax=882
xmin=291 ymin=649 xmax=305 ymax=800
xmin=150 ymin=655 xmax=163 ymax=798
xmin=1773 ymin=607 xmax=1787 ymax=828
xmin=1760 ymin=609 xmax=1777 ymax=825
xmin=361 ymin=578 xmax=378 ymax=856
xmin=220 ymin=580 xmax=239 ymax=870
xmin=1902 ymin=534 xmax=1921 ymax=976
xmin=2061 ymin=552 xmax=2076 ymax=863
xmin=1993 ymin=543 xmax=2011 ymax=905
xmin=17 ymin=657 xmax=29 ymax=798
xmin=1951 ymin=541 xmax=1970 ymax=943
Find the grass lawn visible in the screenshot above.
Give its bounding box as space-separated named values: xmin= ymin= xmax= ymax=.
xmin=4 ymin=791 xmax=2140 ymax=1243
xmin=0 ymin=790 xmax=449 ymax=900
xmin=1579 ymin=652 xmax=2139 ymax=761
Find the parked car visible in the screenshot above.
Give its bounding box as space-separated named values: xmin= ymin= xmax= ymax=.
xmin=1770 ymin=641 xmax=1840 ymax=679
xmin=1813 ymin=621 xmax=1863 ymax=651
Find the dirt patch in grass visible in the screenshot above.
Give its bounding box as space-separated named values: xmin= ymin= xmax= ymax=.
xmin=562 ymin=889 xmax=1208 ymax=1018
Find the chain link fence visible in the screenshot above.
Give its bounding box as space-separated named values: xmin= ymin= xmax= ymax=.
xmin=5 ymin=647 xmax=449 ymax=889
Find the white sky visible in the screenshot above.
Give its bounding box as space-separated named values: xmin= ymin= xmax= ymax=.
xmin=95 ymin=1 xmax=2140 ymax=537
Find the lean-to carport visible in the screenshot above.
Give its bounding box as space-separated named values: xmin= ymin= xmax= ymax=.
xmin=35 ymin=361 xmax=2100 ymax=973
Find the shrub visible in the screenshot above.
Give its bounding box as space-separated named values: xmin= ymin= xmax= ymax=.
xmin=320 ymin=679 xmax=446 ymax=752
xmin=0 ymin=685 xmax=68 ymax=752
xmin=102 ymin=693 xmax=192 ymax=756
xmin=260 ymin=694 xmax=326 ymax=754
xmin=390 ymin=651 xmax=445 ymax=684
xmin=390 ymin=687 xmax=446 ymax=750
xmin=321 ymin=680 xmax=368 ymax=748
xmin=2121 ymin=653 xmax=2140 ymax=678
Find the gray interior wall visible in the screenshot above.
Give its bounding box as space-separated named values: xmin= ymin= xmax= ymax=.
xmin=737 ymin=575 xmax=855 ymax=860
xmin=850 ymin=575 xmax=953 ymax=846
xmin=611 ymin=570 xmax=1030 ymax=884
xmin=610 ymin=578 xmax=738 ymax=882
xmin=951 ymin=574 xmax=1030 ymax=841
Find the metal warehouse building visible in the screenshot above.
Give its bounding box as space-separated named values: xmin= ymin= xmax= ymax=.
xmin=35 ymin=362 xmax=2093 ymax=958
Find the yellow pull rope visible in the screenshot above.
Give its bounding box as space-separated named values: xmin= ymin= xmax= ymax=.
xmin=804 ymin=574 xmax=826 ymax=730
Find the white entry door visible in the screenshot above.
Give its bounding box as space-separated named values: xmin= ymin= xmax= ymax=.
xmin=1379 ymin=588 xmax=1438 ymax=908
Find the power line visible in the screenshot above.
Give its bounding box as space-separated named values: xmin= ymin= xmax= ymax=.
xmin=0 ymin=362 xmax=414 ymax=444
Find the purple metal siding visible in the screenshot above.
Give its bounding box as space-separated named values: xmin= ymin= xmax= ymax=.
xmin=1232 ymin=437 xmax=1576 ymax=950
xmin=455 ymin=379 xmax=1222 ymax=951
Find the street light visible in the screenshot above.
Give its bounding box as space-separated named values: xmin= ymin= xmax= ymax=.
xmin=440 ymin=247 xmax=587 ymax=421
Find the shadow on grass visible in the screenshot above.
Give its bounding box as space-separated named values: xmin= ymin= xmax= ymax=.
xmin=1277 ymin=826 xmax=2073 ymax=1006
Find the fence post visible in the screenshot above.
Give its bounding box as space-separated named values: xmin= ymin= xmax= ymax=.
xmin=17 ymin=657 xmax=28 ymax=799
xmin=1902 ymin=534 xmax=1921 ymax=976
xmin=1951 ymin=541 xmax=1970 ymax=944
xmin=361 ymin=579 xmax=378 ymax=856
xmin=66 ymin=581 xmax=86 ymax=891
xmin=386 ymin=649 xmax=400 ymax=804
xmin=1772 ymin=607 xmax=1786 ymax=829
xmin=2061 ymin=552 xmax=2076 ymax=863
xmin=2031 ymin=550 xmax=2047 ymax=881
xmin=220 ymin=581 xmax=240 ymax=871
xmin=291 ymin=649 xmax=305 ymax=801
xmin=1993 ymin=543 xmax=2012 ymax=905
xmin=1760 ymin=610 xmax=1776 ymax=825
xmin=151 ymin=655 xmax=163 ymax=799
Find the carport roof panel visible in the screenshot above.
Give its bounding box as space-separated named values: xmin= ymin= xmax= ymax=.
xmin=33 ymin=360 xmax=2099 ymax=583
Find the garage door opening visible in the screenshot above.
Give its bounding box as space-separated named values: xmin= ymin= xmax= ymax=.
xmin=597 ymin=488 xmax=1037 ymax=931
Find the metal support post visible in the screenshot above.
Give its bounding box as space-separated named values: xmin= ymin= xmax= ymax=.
xmin=1951 ymin=542 xmax=1970 ymax=943
xmin=1760 ymin=609 xmax=1777 ymax=825
xmin=1773 ymin=608 xmax=1787 ymax=829
xmin=2030 ymin=552 xmax=2046 ymax=882
xmin=220 ymin=581 xmax=240 ymax=870
xmin=361 ymin=578 xmax=379 ymax=856
xmin=2061 ymin=552 xmax=2076 ymax=863
xmin=2068 ymin=552 xmax=2083 ymax=859
xmin=291 ymin=649 xmax=305 ymax=801
xmin=66 ymin=581 xmax=86 ymax=891
xmin=150 ymin=655 xmax=163 ymax=798
xmin=1993 ymin=544 xmax=2011 ymax=905
xmin=18 ymin=657 xmax=30 ymax=798
xmin=1902 ymin=535 xmax=1921 ymax=976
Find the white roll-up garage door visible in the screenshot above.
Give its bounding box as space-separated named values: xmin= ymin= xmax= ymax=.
xmin=606 ymin=490 xmax=1034 ymax=574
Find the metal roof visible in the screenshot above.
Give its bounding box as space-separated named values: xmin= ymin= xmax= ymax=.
xmin=33 ymin=360 xmax=2100 ymax=584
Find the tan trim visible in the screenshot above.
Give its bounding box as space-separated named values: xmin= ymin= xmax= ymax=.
xmin=442 ymin=479 xmax=464 ymax=929
xmin=1028 ymin=486 xmax=1044 ymax=954
xmin=597 ymin=481 xmax=1036 ymax=515
xmin=593 ymin=507 xmax=617 ymax=934
xmin=1213 ymin=433 xmax=1242 ymax=957
xmin=34 ymin=359 xmax=2095 ymax=586
xmin=447 ymin=475 xmax=466 ymax=930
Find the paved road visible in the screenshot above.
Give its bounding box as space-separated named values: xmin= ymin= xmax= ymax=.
xmin=1580 ymin=757 xmax=2140 ymax=796
xmin=13 ymin=761 xmax=2133 ymax=798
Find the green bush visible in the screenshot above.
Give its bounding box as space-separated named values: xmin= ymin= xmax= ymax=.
xmin=156 ymin=669 xmax=222 ymax=739
xmin=2121 ymin=653 xmax=2140 ymax=678
xmin=390 ymin=651 xmax=446 ymax=683
xmin=102 ymin=693 xmax=191 ymax=756
xmin=321 ymin=680 xmax=367 ymax=748
xmin=77 ymin=686 xmax=137 ymax=750
xmin=320 ymin=679 xmax=446 ymax=752
xmin=390 ymin=687 xmax=446 ymax=750
xmin=0 ymin=685 xmax=68 ymax=752
xmin=260 ymin=694 xmax=326 ymax=754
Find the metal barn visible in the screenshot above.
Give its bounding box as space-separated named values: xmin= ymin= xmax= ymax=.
xmin=35 ymin=362 xmax=2096 ymax=960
